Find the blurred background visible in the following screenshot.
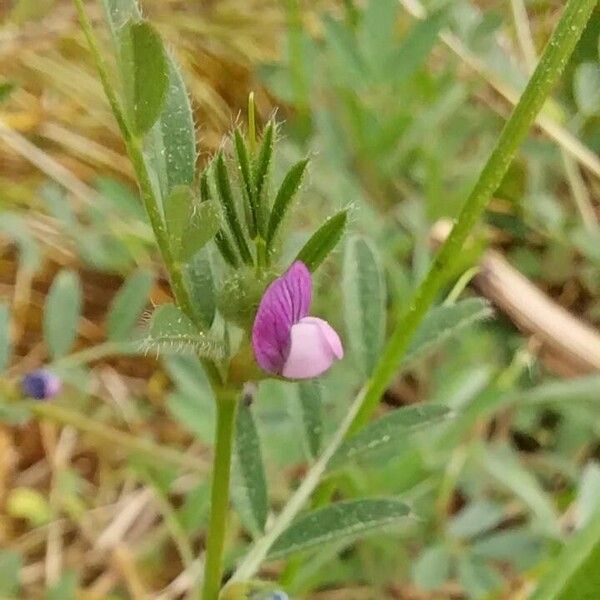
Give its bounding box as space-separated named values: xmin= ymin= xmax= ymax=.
xmin=1 ymin=0 xmax=599 ymax=598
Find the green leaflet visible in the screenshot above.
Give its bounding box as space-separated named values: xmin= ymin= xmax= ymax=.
xmin=402 ymin=299 xmax=493 ymax=369
xmin=121 ymin=21 xmax=169 ymax=135
xmin=43 ymin=270 xmax=82 ymax=359
xmin=329 ymin=403 xmax=450 ymax=469
xmin=268 ymin=498 xmax=412 ymax=560
xmin=165 ymin=186 xmax=221 ymax=261
xmin=266 ymin=158 xmax=309 ymax=249
xmin=295 ymin=209 xmax=348 ymax=271
xmin=214 ymin=154 xmax=253 ymax=264
xmin=292 ymin=380 xmax=324 ymax=460
xmin=253 ymin=121 xmax=275 ymax=237
xmin=530 ymin=505 xmax=600 ymax=599
xmin=232 ymin=402 xmax=269 ymax=536
xmin=342 ymin=235 xmax=386 ymax=376
xmin=106 ymin=269 xmax=154 ymax=341
xmin=101 ymin=1 xmax=196 ymax=198
xmin=234 ymin=128 xmax=258 ymax=238
xmin=141 ymin=304 xmax=226 ymax=359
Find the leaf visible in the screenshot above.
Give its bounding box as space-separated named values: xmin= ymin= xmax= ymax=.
xmin=291 ymin=380 xmax=323 ymax=460
xmin=158 ymin=59 xmax=197 ymax=191
xmin=164 ymin=355 xmax=215 ymax=442
xmin=141 ymin=304 xmax=225 ymax=359
xmin=480 ymin=444 xmax=559 ymax=537
xmin=107 ymin=269 xmax=154 ymax=341
xmin=573 ymin=62 xmax=600 ymax=116
xmin=519 ymin=375 xmax=600 ymax=404
xmin=232 ymin=402 xmax=269 ymax=536
xmin=44 ymin=270 xmax=82 ymax=359
xmin=0 ymin=550 xmax=21 ymax=598
xmin=122 ymin=21 xmax=169 ymax=135
xmin=180 ymin=199 xmax=222 ymax=262
xmin=385 ymin=10 xmax=446 ymax=84
xmin=253 ymin=121 xmax=275 ymax=236
xmin=184 ymin=250 xmax=216 ymax=329
xmin=529 ymin=505 xmax=600 ymax=600
xmin=342 ymin=235 xmax=386 ymax=376
xmin=234 ymin=128 xmax=258 ymax=237
xmin=448 ymin=499 xmax=505 ymax=539
xmin=330 ymin=404 xmax=450 ymax=469
xmin=402 ymin=299 xmax=493 ymax=369
xmin=295 ymin=209 xmax=348 ymax=271
xmin=412 ymin=544 xmax=451 ymax=590
xmin=266 ymin=159 xmax=309 ymax=249
xmin=0 ymin=303 xmax=11 ymax=372
xmin=214 ymin=154 xmax=253 ymax=264
xmin=0 ymin=402 xmax=31 ymax=425
xmin=102 ymin=1 xmax=196 ymax=195
xmin=457 ymin=555 xmax=502 ymax=599
xmin=269 ymin=498 xmax=412 ymax=560
xmin=165 ymin=185 xmax=194 ymax=254
xmin=46 ymin=570 xmax=77 ymax=600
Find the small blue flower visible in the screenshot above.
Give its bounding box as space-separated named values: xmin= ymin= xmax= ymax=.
xmin=21 ymin=369 xmax=61 ymax=400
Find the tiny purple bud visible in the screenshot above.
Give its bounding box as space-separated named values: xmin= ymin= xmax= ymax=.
xmin=252 ymin=261 xmax=343 ymax=379
xmin=21 ymin=369 xmax=62 ymax=400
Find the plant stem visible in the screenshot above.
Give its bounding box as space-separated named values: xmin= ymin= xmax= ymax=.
xmin=201 ymin=392 xmax=238 ymax=600
xmin=348 ymin=0 xmax=597 ymax=434
xmin=229 ymin=0 xmax=597 ymax=581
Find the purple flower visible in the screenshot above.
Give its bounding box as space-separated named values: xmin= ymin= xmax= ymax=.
xmin=252 ymin=261 xmax=343 ymax=379
xmin=21 ymin=369 xmax=61 ymax=400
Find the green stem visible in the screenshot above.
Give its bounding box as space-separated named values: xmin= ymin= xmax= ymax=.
xmin=202 ymin=392 xmax=238 ymax=600
xmin=348 ymin=0 xmax=597 ymax=434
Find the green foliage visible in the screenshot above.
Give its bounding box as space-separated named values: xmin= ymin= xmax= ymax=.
xmin=530 ymin=507 xmax=600 ymax=599
xmin=292 ymin=380 xmax=323 ymax=460
xmin=330 ymin=404 xmax=450 ymax=469
xmin=46 ymin=570 xmax=78 ymax=600
xmin=106 ymin=268 xmax=154 ymax=341
xmin=185 ymin=250 xmax=216 ymax=329
xmin=266 ymin=158 xmax=309 ymax=249
xmin=232 ymin=402 xmax=269 ymax=536
xmin=141 ymin=304 xmax=226 ymax=358
xmin=295 ymin=209 xmax=348 ymax=271
xmin=121 ymin=20 xmax=168 ymax=135
xmin=0 ymin=303 xmax=10 ymax=372
xmin=253 ymin=121 xmax=275 ymax=237
xmin=268 ymin=498 xmax=412 ymax=560
xmin=214 ymin=154 xmax=253 ymax=264
xmin=164 ymin=355 xmax=215 ymax=442
xmin=342 ymin=235 xmax=386 ymax=376
xmin=43 ymin=270 xmax=82 ymax=359
xmin=165 ymin=185 xmax=221 ymax=261
xmin=402 ymin=299 xmax=493 ymax=368
xmin=0 ymin=551 xmax=21 ymax=598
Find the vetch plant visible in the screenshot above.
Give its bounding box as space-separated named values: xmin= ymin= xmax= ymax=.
xmin=65 ymin=0 xmax=596 ymax=598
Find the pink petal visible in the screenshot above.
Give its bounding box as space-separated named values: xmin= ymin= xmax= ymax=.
xmin=282 ymin=316 xmax=344 ymax=379
xmin=252 ymin=262 xmax=312 ymax=374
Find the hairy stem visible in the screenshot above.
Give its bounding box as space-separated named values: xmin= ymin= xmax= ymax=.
xmin=201 ymin=392 xmax=238 ymax=600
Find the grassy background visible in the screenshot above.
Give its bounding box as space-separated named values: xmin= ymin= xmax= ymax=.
xmin=1 ymin=0 xmax=599 ymax=598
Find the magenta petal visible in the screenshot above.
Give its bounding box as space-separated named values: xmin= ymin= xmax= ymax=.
xmin=252 ymin=262 xmax=312 ymax=374
xmin=282 ymin=317 xmax=344 ymax=379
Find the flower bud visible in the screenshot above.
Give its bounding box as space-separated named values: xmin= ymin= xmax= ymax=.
xmin=21 ymin=370 xmax=61 ymax=400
